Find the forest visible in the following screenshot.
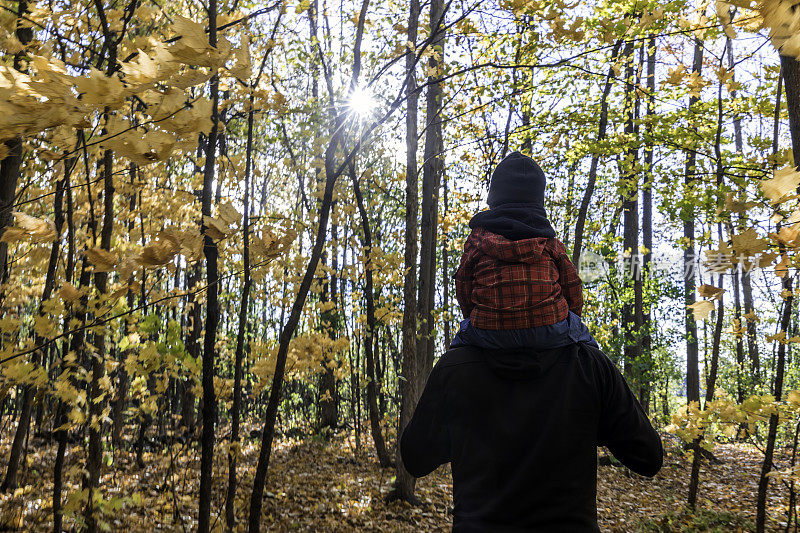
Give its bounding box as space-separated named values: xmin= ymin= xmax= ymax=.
xmin=2 ymin=0 xmax=800 ymax=530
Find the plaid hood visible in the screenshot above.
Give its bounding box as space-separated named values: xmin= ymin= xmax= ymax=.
xmin=467 ymin=228 xmax=554 ymax=265
xmin=454 ymin=227 xmax=583 ymax=330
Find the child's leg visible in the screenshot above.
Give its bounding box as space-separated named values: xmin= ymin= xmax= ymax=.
xmin=566 ymin=311 xmax=599 ymax=348
xmin=449 ymin=318 xmax=473 ymax=348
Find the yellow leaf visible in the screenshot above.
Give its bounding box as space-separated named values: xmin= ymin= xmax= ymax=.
xmin=203 ymin=216 xmax=230 ymax=240
xmin=0 ymin=211 xmax=57 ymax=243
xmin=776 ymin=254 xmax=790 ymax=277
xmin=788 ymin=390 xmax=800 ymax=407
xmin=731 ymin=228 xmax=769 ymax=257
xmin=138 ymin=230 xmax=181 ymax=267
xmin=698 ymin=284 xmax=725 ymax=300
xmin=218 ymin=202 xmax=240 ymax=226
xmin=767 ymin=330 xmax=787 ymax=343
xmin=761 ymin=165 xmax=800 ymax=204
xmin=666 ymin=64 xmax=686 ymax=85
xmin=776 ymin=224 xmax=800 ymax=247
xmin=172 ymin=16 xmax=208 ymax=52
xmin=688 ymin=300 xmax=715 ymax=321
xmin=99 ymin=127 xmax=178 ymax=166
xmin=59 ymin=283 xmax=82 ymax=302
xmin=85 ymin=248 xmax=118 ymax=272
xmin=228 ymin=33 xmax=252 ymax=80
xmin=120 ymin=49 xmax=159 ymax=85
xmin=170 ymin=70 xmax=213 ymax=90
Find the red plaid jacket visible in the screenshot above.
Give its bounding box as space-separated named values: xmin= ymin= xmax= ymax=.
xmin=454 ymin=227 xmax=583 ymax=330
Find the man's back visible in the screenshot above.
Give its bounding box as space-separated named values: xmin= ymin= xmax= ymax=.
xmin=400 ymin=342 xmax=663 ymax=532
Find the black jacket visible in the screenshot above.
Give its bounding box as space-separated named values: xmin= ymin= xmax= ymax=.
xmin=400 ymin=342 xmax=663 ymax=532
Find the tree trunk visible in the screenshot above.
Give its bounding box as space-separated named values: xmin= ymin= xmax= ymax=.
xmin=621 ymin=38 xmax=641 ymax=382
xmin=2 ymin=170 xmax=66 ymax=492
xmin=726 ymin=29 xmax=747 ymax=404
xmin=319 ymin=244 xmax=339 ymax=430
xmin=0 ymin=172 xmax=65 ymax=492
xmin=85 ymin=124 xmax=115 ymax=533
xmin=684 ymin=36 xmax=703 ymax=406
xmin=756 ymin=52 xmax=800 ymax=533
xmin=572 ymin=40 xmax=623 ymax=265
xmin=112 ymin=164 xmax=137 ymax=446
xmin=198 ymin=0 xmax=221 ymax=529
xmin=688 ymin=273 xmax=725 ymax=508
xmin=225 ymin=90 xmax=255 ymax=531
xmin=416 ymin=0 xmax=446 ymax=387
xmin=84 ymin=17 xmax=118 ymax=524
xmin=56 ymin=253 xmax=92 ymax=530
xmin=640 ymin=35 xmax=656 ymax=411
xmin=756 ymin=276 xmax=793 ymax=532
xmin=53 ymin=154 xmax=77 ymax=533
xmin=442 ymin=170 xmax=451 ymax=348
xmin=689 ymin=94 xmax=727 ymax=501
xmin=391 ymin=0 xmax=422 ymax=505
xmin=352 ymin=162 xmax=392 ymax=467
xmin=247 ymin=123 xmax=346 ymax=533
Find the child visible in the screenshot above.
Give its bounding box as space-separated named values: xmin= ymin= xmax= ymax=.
xmin=451 ymin=151 xmax=598 ymax=350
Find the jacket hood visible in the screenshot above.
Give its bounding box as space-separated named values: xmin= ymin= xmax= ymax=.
xmin=466 ymin=227 xmax=554 ymax=265
xmin=482 ymin=346 xmax=564 ymax=380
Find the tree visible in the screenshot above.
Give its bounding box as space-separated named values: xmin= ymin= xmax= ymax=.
xmin=684 ymin=36 xmax=704 ymax=407
xmin=392 ymin=0 xmax=422 ymax=505
xmin=197 ymin=0 xmax=222 ymax=529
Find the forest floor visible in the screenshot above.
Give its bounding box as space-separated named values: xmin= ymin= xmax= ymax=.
xmin=0 ymin=425 xmax=796 ymax=532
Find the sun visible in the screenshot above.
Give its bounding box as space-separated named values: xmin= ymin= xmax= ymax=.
xmin=347 ymin=85 xmax=377 ymax=118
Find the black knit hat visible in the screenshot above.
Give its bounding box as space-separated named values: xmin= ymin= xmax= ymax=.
xmin=487 ymin=151 xmax=546 ymax=207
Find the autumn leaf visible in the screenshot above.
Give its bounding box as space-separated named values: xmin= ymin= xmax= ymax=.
xmin=666 ymin=64 xmax=686 ymax=85
xmin=98 ymin=125 xmax=180 ymax=166
xmin=85 ymin=248 xmax=118 ymax=272
xmin=761 ymin=165 xmax=800 ymax=204
xmin=789 ymin=390 xmax=800 ymax=407
xmin=59 ymin=282 xmax=83 ymax=302
xmin=688 ymin=300 xmax=715 ymax=321
xmin=218 ymin=202 xmax=241 ymax=227
xmin=120 ymin=49 xmax=160 ymax=86
xmin=203 ymin=215 xmax=231 ymax=240
xmin=169 ymin=16 xmax=232 ymax=68
xmin=731 ymin=228 xmax=770 ymax=257
xmin=171 ymin=16 xmax=209 ymax=53
xmin=698 ymin=284 xmax=725 ymax=300
xmin=138 ymin=230 xmax=182 ymax=267
xmin=760 ymin=0 xmax=800 ymax=55
xmin=0 ymin=212 xmax=57 ymax=243
xmin=776 ymin=254 xmax=790 ymax=277
xmin=228 ymin=33 xmax=252 ymax=80
xmin=767 ymin=330 xmax=787 ymax=343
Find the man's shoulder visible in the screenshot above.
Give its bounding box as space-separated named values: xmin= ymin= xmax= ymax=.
xmin=436 ymin=345 xmax=485 ymax=369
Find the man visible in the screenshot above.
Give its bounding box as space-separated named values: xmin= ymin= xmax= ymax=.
xmin=400 ymin=153 xmax=662 ymax=532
